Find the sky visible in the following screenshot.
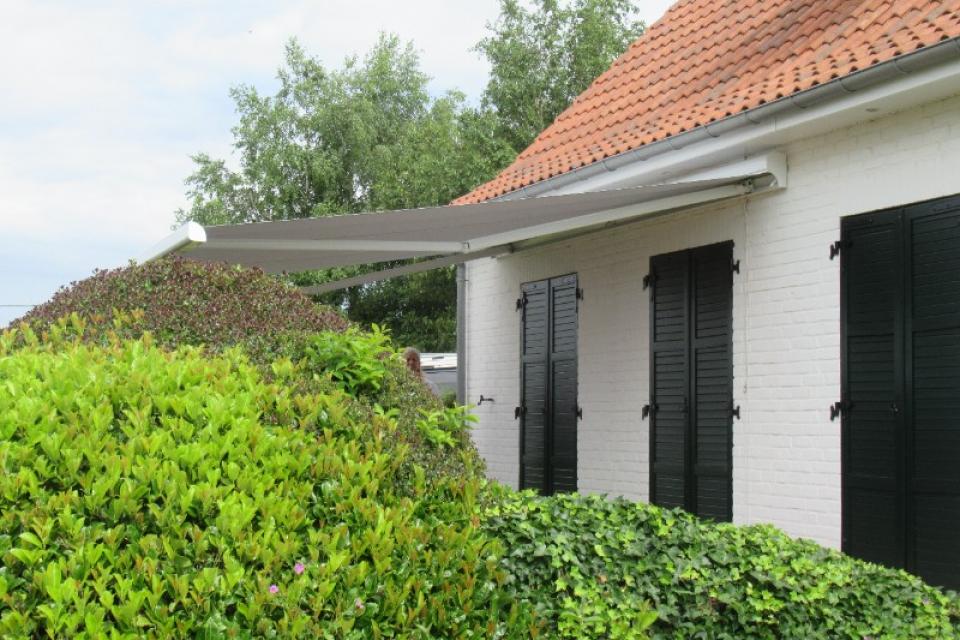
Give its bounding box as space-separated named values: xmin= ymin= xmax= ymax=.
xmin=0 ymin=0 xmax=674 ymax=327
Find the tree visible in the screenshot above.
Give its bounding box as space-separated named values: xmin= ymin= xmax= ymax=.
xmin=177 ymin=35 xmax=513 ymax=350
xmin=177 ymin=36 xmax=511 ymax=223
xmin=177 ymin=4 xmax=645 ymax=350
xmin=477 ymin=0 xmax=645 ymax=153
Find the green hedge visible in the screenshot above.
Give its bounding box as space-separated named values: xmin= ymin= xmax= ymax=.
xmin=484 ymin=491 xmax=960 ymax=639
xmin=299 ymin=326 xmax=486 ymax=497
xmin=14 ymin=257 xmax=349 ymax=362
xmin=13 ymin=255 xmax=486 ymax=500
xmin=0 ymin=329 xmax=533 ymax=638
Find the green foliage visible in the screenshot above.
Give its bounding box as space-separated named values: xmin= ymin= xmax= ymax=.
xmin=297 ymin=324 xmax=485 ymax=498
xmin=298 ymin=325 xmax=485 ymax=490
xmin=477 ymin=0 xmax=645 ymax=152
xmin=0 ymin=328 xmax=536 ymax=638
xmin=305 ymin=325 xmax=394 ymax=397
xmin=176 ymin=3 xmax=644 ymax=350
xmin=177 ymin=36 xmax=512 ymax=225
xmin=415 ymin=405 xmax=477 ymax=448
xmin=17 ymin=257 xmax=481 ymax=503
xmin=369 ymin=359 xmax=486 ymax=498
xmin=13 ymin=257 xmax=348 ymax=363
xmin=177 ymin=36 xmax=514 ymax=352
xmin=333 ymin=266 xmax=459 ymax=353
xmin=485 ymin=492 xmax=960 ymax=640
xmin=439 ymin=389 xmax=458 ymax=408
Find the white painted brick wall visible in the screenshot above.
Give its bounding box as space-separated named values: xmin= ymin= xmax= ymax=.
xmin=465 ymin=92 xmax=960 ymax=548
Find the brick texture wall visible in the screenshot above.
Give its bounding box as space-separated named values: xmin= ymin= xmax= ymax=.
xmin=465 ymin=92 xmax=960 ymax=548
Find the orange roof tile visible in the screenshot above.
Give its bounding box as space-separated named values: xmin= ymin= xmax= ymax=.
xmin=455 ymin=0 xmax=960 ymax=204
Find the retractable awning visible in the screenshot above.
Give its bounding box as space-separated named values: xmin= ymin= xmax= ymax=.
xmin=145 ymin=153 xmax=785 ymax=293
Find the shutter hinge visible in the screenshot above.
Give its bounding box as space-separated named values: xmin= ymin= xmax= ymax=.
xmin=642 ymin=273 xmax=657 ymax=290
xmin=731 ymin=404 xmax=741 ymax=420
xmin=641 ymin=403 xmax=658 ymax=420
xmin=575 ymin=287 xmax=583 ymax=300
xmin=830 ymin=399 xmax=852 ymax=421
xmin=575 ymin=404 xmax=583 ymax=420
xmin=514 ymin=406 xmax=526 ymax=420
xmin=829 ymin=240 xmax=850 ymax=260
xmin=732 ymin=259 xmax=741 ymax=275
xmin=515 ymin=294 xmax=527 ymax=311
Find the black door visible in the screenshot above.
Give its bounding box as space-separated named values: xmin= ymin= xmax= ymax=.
xmin=519 ymin=274 xmax=579 ymax=494
xmin=649 ymin=242 xmax=734 ymax=521
xmin=841 ymin=194 xmax=960 ymax=589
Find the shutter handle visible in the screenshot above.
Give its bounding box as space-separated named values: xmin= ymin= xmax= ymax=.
xmin=890 ymin=403 xmax=900 ymax=415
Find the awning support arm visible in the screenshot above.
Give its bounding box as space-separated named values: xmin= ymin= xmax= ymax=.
xmin=300 ymin=245 xmax=512 ymax=295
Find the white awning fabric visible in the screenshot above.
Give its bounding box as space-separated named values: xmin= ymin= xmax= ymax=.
xmin=144 ymin=153 xmax=785 ymax=293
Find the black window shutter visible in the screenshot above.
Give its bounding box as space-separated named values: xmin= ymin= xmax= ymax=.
xmin=519 ymin=274 xmax=579 ymax=495
xmin=841 ymin=210 xmax=906 ymax=569
xmin=519 ymin=280 xmax=549 ymax=492
xmin=549 ymin=275 xmax=579 ymax=493
xmin=905 ymin=199 xmax=960 ymax=588
xmin=691 ymin=244 xmax=734 ymax=521
xmin=650 ymin=251 xmax=690 ymax=510
xmin=842 ymin=194 xmax=960 ymax=590
xmin=650 ymin=243 xmax=733 ymax=520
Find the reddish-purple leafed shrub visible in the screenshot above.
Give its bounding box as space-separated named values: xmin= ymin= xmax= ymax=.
xmin=15 ymin=257 xmax=349 ymax=358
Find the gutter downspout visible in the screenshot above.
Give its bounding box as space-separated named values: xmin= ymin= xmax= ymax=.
xmin=492 ymin=37 xmax=960 ymax=201
xmin=456 ymin=263 xmax=467 ymax=406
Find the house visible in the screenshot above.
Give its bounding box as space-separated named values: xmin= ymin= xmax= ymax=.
xmin=149 ymin=1 xmax=960 ymax=590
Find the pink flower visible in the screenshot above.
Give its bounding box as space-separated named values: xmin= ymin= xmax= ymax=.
xmin=354 ymin=598 xmax=365 ymax=612
xmin=294 ymin=562 xmax=305 ymax=575
xmin=269 ymin=584 xmax=279 ymax=594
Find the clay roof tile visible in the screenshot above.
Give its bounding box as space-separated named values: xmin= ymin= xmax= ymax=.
xmin=454 ymin=0 xmax=960 ymax=205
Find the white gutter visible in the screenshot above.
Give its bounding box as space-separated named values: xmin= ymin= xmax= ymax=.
xmin=496 ymin=37 xmax=960 ymax=200
xmin=140 ymin=221 xmax=206 ymax=263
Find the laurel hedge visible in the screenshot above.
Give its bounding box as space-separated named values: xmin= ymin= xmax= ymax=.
xmin=10 ymin=257 xmax=484 ymax=499
xmin=0 ymin=328 xmax=534 ymax=638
